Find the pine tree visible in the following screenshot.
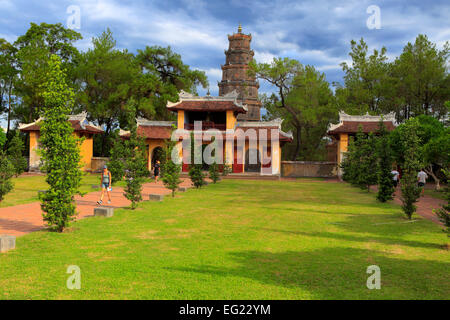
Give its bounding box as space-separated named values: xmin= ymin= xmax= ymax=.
xmin=400 ymin=121 xmax=422 ymax=219
xmin=108 ymin=130 xmax=128 ymax=184
xmin=376 ymin=120 xmax=394 ymax=202
xmin=222 ymin=156 xmax=232 ymax=176
xmin=0 ymin=150 xmax=14 ymax=202
xmin=434 ymin=168 xmax=450 ymax=236
xmin=188 ymin=132 xmax=205 ymax=188
xmin=39 ymin=55 xmax=83 ymax=232
xmin=123 ymin=101 xmax=149 ymax=209
xmin=6 ymin=131 xmax=27 ymax=176
xmin=355 ymin=132 xmax=378 ymax=191
xmin=161 ymin=131 xmax=182 ymax=197
xmin=209 ymin=161 xmax=220 ymax=183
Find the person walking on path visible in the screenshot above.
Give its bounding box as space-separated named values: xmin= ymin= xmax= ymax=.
xmin=154 ymin=160 xmax=161 ymax=183
xmin=391 ymin=168 xmax=400 ymax=188
xmin=417 ymin=169 xmax=428 ymax=195
xmin=97 ymin=165 xmax=112 ymax=205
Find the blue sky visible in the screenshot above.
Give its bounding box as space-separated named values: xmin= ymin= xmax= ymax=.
xmin=0 ymin=0 xmax=449 ymax=102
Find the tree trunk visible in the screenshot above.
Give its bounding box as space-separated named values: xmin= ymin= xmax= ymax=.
xmin=6 ymin=81 xmax=12 ymax=136
xmin=424 ymin=165 xmax=440 ymax=190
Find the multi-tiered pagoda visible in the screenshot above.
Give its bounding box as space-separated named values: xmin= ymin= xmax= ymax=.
xmin=218 ymin=24 xmax=262 ymax=121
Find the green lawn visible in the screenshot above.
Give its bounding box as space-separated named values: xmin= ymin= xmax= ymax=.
xmin=0 ymin=174 xmax=101 ymax=208
xmin=0 ymin=179 xmax=448 ymax=299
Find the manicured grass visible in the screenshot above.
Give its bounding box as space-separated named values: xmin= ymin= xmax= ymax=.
xmin=0 ymin=179 xmax=448 ymax=299
xmin=0 ymin=174 xmax=101 ymax=208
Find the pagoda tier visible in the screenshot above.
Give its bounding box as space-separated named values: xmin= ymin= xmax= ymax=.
xmin=218 ymin=26 xmax=261 ymax=121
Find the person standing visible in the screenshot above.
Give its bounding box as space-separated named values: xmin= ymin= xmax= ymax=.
xmin=417 ymin=169 xmax=428 ymax=195
xmin=391 ymin=168 xmax=400 ymax=188
xmin=97 ymin=165 xmax=112 ymax=205
xmin=154 ymin=160 xmax=160 ymax=183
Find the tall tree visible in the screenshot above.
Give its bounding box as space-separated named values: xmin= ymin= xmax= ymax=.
xmin=122 ymin=99 xmax=149 ymax=209
xmin=39 ymin=55 xmax=83 ymax=232
xmin=249 ymin=58 xmax=336 ymax=160
xmin=0 ymin=39 xmax=18 ymax=135
xmin=135 ymin=46 xmax=208 ymax=120
xmin=376 ymin=120 xmax=394 ymax=202
xmin=392 ymin=35 xmax=449 ymax=121
xmin=14 ymin=23 xmax=82 ymax=123
xmin=399 ymin=120 xmax=422 ymax=220
xmin=77 ymin=29 xmax=139 ymax=156
xmin=335 ymin=38 xmax=394 ymax=116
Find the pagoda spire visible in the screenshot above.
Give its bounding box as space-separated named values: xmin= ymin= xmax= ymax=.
xmin=238 ymin=23 xmax=242 ymax=33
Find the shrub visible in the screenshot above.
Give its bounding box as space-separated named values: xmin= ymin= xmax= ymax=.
xmin=7 ymin=131 xmax=27 ymax=176
xmin=434 ymin=168 xmax=450 ymax=236
xmin=209 ymin=161 xmax=220 ymax=183
xmin=0 ymin=150 xmax=14 ymax=202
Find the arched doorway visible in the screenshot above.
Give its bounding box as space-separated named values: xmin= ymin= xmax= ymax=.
xmin=244 ymin=148 xmax=261 ymax=173
xmin=151 ymin=147 xmax=164 ymax=171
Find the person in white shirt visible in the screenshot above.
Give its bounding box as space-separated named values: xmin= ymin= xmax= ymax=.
xmin=391 ymin=168 xmax=400 ymax=188
xmin=417 ymin=169 xmax=428 ymax=194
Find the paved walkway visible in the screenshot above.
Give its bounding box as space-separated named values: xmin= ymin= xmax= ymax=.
xmin=391 ymin=187 xmax=446 ymax=225
xmin=0 ymin=179 xmax=194 ymax=237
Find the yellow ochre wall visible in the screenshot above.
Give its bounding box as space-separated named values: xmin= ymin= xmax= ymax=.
xmin=29 ymin=131 xmax=41 ymax=169
xmin=226 ymin=110 xmax=237 ymax=130
xmin=177 ymin=110 xmax=185 ymax=129
xmin=28 ymin=131 xmax=95 ymax=171
xmin=77 ymin=133 xmax=94 ymax=171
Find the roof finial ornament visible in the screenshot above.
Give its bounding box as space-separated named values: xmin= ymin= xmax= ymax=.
xmin=238 ymin=23 xmax=242 ymax=33
xmin=206 ymin=87 xmax=211 ymax=96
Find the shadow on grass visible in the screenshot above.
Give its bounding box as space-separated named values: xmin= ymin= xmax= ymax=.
xmin=257 ymin=227 xmax=441 ymax=250
xmin=169 ymin=247 xmax=450 ymax=299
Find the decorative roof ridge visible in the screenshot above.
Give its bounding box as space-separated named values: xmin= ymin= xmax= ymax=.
xmin=237 ymin=118 xmax=284 ymax=129
xmin=328 ymin=111 xmax=397 ymax=132
xmin=167 ymin=90 xmax=248 ymax=112
xmin=19 ymin=112 xmax=103 ymax=132
xmin=136 ymin=118 xmax=176 ymax=127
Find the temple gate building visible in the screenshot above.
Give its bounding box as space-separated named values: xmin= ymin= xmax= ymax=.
xmin=122 ymin=26 xmax=293 ymax=176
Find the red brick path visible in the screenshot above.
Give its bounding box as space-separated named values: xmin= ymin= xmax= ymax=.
xmin=0 ymin=179 xmax=194 ymax=237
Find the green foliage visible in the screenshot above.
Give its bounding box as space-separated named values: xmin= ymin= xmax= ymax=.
xmin=222 ymin=161 xmax=232 ymax=176
xmin=0 ymin=150 xmax=14 ymax=202
xmin=161 ymin=137 xmax=182 ymax=197
xmin=122 ymin=100 xmax=149 ymax=209
xmin=6 ymin=131 xmax=27 ymax=176
xmin=399 ymin=121 xmax=422 ymax=219
xmin=376 ymin=120 xmax=394 ymax=202
xmin=391 ymin=115 xmax=448 ymax=189
xmin=0 ymin=38 xmax=18 ymax=132
xmin=341 ymin=128 xmax=378 ymax=191
xmin=0 ymin=128 xmax=6 ymax=147
xmin=249 ymin=58 xmax=337 ymax=160
xmin=39 ymin=55 xmax=83 ymax=232
xmin=188 ymin=132 xmax=205 ymax=188
xmin=135 ymin=46 xmax=208 ymax=120
xmin=13 ymin=23 xmax=82 ymax=123
xmin=209 ymin=161 xmax=220 ymax=184
xmin=434 ymin=169 xmax=450 ymax=237
xmin=77 ymin=29 xmax=138 ymax=156
xmin=392 ymin=35 xmax=449 ymax=121
xmin=107 ymin=130 xmax=127 ymax=184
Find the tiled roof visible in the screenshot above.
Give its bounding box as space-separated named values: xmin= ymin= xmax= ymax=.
xmin=168 ymin=100 xmax=247 ymax=113
xmin=19 ymin=113 xmax=103 ymax=134
xmin=167 ymin=90 xmax=247 ymax=113
xmin=328 ymin=121 xmax=396 ymax=135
